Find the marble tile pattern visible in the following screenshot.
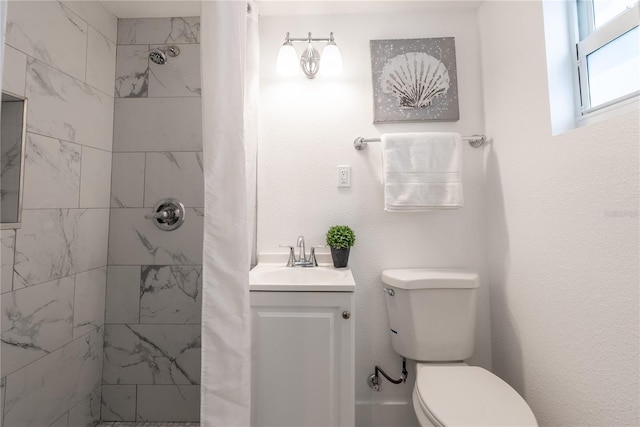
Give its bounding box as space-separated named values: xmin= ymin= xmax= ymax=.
xmin=2 ymin=45 xmax=27 ymax=96
xmin=11 ymin=271 xmax=28 ymax=291
xmin=111 ymin=153 xmax=146 ymax=208
xmin=113 ymin=97 xmax=202 ymax=152
xmin=101 ymin=384 xmax=136 ymax=421
xmin=103 ymin=324 xmax=201 ymax=385
xmin=117 ymin=17 xmax=200 ymax=45
xmin=106 ymin=266 xmax=142 ymax=324
xmin=50 ymin=413 xmax=69 ymax=427
xmin=105 ymin=16 xmax=202 ymax=422
xmin=2 ymin=1 xmax=115 ymax=426
xmin=1 ymin=230 xmax=16 ymax=294
xmin=26 ymin=58 xmax=114 ymax=152
xmin=115 ymin=45 xmax=149 ymax=98
xmin=60 ymin=0 xmax=118 ymax=43
xmin=98 ymin=423 xmax=199 ymax=427
xmin=1 ymin=376 xmax=5 ymax=426
xmin=22 ymin=132 xmax=81 ymax=209
xmin=140 ymin=265 xmax=202 ymax=324
xmin=14 ymin=208 xmax=109 ymax=286
xmin=80 ymin=145 xmax=113 ymax=208
xmin=148 ymin=44 xmax=201 ymax=97
xmin=108 ymin=208 xmax=203 ymax=266
xmin=1 ymin=276 xmax=74 ymax=376
xmin=144 ymin=152 xmax=204 ymax=208
xmin=86 ymin=26 xmax=117 ymax=95
xmin=6 ymin=1 xmax=88 ymax=80
xmin=136 ymin=385 xmax=200 ymax=422
xmin=73 ymin=267 xmax=107 ymax=339
xmin=68 ymin=386 xmax=102 ymax=426
xmin=3 ymin=329 xmax=103 ymax=427
xmin=66 ymin=210 xmax=111 ymax=276
xmin=0 ymin=101 xmax=24 ymax=223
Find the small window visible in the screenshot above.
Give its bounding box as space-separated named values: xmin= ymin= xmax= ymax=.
xmin=576 ymin=0 xmax=640 ymax=115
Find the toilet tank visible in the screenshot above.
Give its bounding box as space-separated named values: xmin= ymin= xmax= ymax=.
xmin=381 ymin=269 xmax=479 ymax=361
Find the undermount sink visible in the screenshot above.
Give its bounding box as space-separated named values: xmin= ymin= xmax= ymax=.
xmin=250 ymin=259 xmax=356 ymax=292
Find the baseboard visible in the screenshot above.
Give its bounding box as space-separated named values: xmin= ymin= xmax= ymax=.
xmin=355 ymin=401 xmax=420 ymax=427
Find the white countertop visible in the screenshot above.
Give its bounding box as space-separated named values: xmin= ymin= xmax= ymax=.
xmin=250 ymin=254 xmax=356 ymax=292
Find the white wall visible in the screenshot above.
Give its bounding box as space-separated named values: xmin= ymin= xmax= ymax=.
xmin=259 ymin=7 xmax=490 ymax=423
xmin=478 ymin=2 xmax=639 ymax=426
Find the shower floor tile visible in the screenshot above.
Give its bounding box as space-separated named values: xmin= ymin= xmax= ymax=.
xmin=97 ymin=423 xmax=200 ymax=427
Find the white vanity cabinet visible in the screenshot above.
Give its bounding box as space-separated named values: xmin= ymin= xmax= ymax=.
xmin=250 ymin=278 xmax=355 ymax=426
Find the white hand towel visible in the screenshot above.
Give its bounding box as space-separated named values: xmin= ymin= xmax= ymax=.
xmin=382 ymin=132 xmax=463 ymax=211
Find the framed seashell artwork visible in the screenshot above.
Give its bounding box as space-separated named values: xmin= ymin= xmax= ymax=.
xmin=370 ymin=37 xmax=460 ymax=123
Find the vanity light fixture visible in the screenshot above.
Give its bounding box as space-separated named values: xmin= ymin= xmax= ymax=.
xmin=276 ymin=32 xmax=343 ymax=79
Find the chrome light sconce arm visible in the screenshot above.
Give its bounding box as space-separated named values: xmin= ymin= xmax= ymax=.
xmin=300 ymin=34 xmax=321 ymax=79
xmin=277 ymin=32 xmax=342 ymax=79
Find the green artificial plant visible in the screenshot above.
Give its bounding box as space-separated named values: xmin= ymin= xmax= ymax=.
xmin=325 ymin=225 xmax=356 ymax=249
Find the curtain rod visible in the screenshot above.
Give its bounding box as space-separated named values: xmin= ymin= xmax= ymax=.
xmin=354 ymin=135 xmax=487 ymax=150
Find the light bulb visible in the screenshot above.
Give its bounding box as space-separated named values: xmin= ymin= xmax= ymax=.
xmin=320 ymin=42 xmax=342 ymax=76
xmin=276 ymin=42 xmax=299 ymax=76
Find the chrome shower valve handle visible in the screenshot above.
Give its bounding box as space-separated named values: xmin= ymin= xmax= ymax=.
xmin=145 ymin=209 xmax=171 ymax=220
xmin=146 ymin=198 xmax=186 ymax=231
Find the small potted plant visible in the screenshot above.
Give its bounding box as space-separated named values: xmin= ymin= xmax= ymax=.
xmin=326 ymin=225 xmax=356 ymax=268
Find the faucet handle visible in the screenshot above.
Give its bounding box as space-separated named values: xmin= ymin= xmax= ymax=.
xmin=279 ymin=245 xmax=296 ymax=267
xmin=308 ymin=245 xmax=326 ymax=267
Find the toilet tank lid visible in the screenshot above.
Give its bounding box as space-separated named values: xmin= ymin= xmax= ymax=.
xmin=381 ymin=269 xmax=479 ymax=290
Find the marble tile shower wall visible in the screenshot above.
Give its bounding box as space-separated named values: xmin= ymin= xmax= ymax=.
xmin=1 ymin=1 xmax=117 ymax=426
xmin=102 ymin=17 xmax=203 ymax=423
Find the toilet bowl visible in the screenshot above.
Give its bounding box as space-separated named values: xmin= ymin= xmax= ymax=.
xmin=412 ymin=364 xmax=537 ymax=427
xmin=381 ymin=269 xmax=538 ymax=427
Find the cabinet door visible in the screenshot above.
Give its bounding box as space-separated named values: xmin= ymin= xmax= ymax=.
xmin=250 ymin=291 xmax=354 ymax=427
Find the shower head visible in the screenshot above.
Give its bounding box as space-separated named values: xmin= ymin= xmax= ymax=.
xmin=149 ymin=49 xmax=166 ymax=64
xmin=149 ymin=45 xmax=180 ymax=65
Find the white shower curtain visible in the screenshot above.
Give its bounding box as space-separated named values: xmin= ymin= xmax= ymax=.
xmin=200 ymin=1 xmax=258 ymax=426
xmin=245 ymin=2 xmax=259 ymax=267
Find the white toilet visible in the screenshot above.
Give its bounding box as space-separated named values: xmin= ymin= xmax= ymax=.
xmin=381 ymin=268 xmax=538 ymax=427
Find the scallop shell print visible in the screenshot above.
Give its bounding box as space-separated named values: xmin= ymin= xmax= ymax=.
xmin=380 ymin=52 xmax=450 ymax=109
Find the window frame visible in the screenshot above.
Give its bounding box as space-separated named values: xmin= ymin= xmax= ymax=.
xmin=575 ymin=1 xmax=639 ymax=118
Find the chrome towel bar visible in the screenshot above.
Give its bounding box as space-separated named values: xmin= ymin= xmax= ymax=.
xmin=354 ymin=134 xmax=487 ymax=150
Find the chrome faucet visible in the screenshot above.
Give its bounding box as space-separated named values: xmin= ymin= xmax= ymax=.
xmin=280 ymin=235 xmax=323 ymax=267
xmin=297 ymin=235 xmax=306 ymax=263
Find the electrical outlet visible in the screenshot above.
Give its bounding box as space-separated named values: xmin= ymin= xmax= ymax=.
xmin=337 ymin=165 xmax=351 ymax=187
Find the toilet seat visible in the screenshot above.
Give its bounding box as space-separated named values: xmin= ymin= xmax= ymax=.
xmin=414 ymin=364 xmax=538 ymax=427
